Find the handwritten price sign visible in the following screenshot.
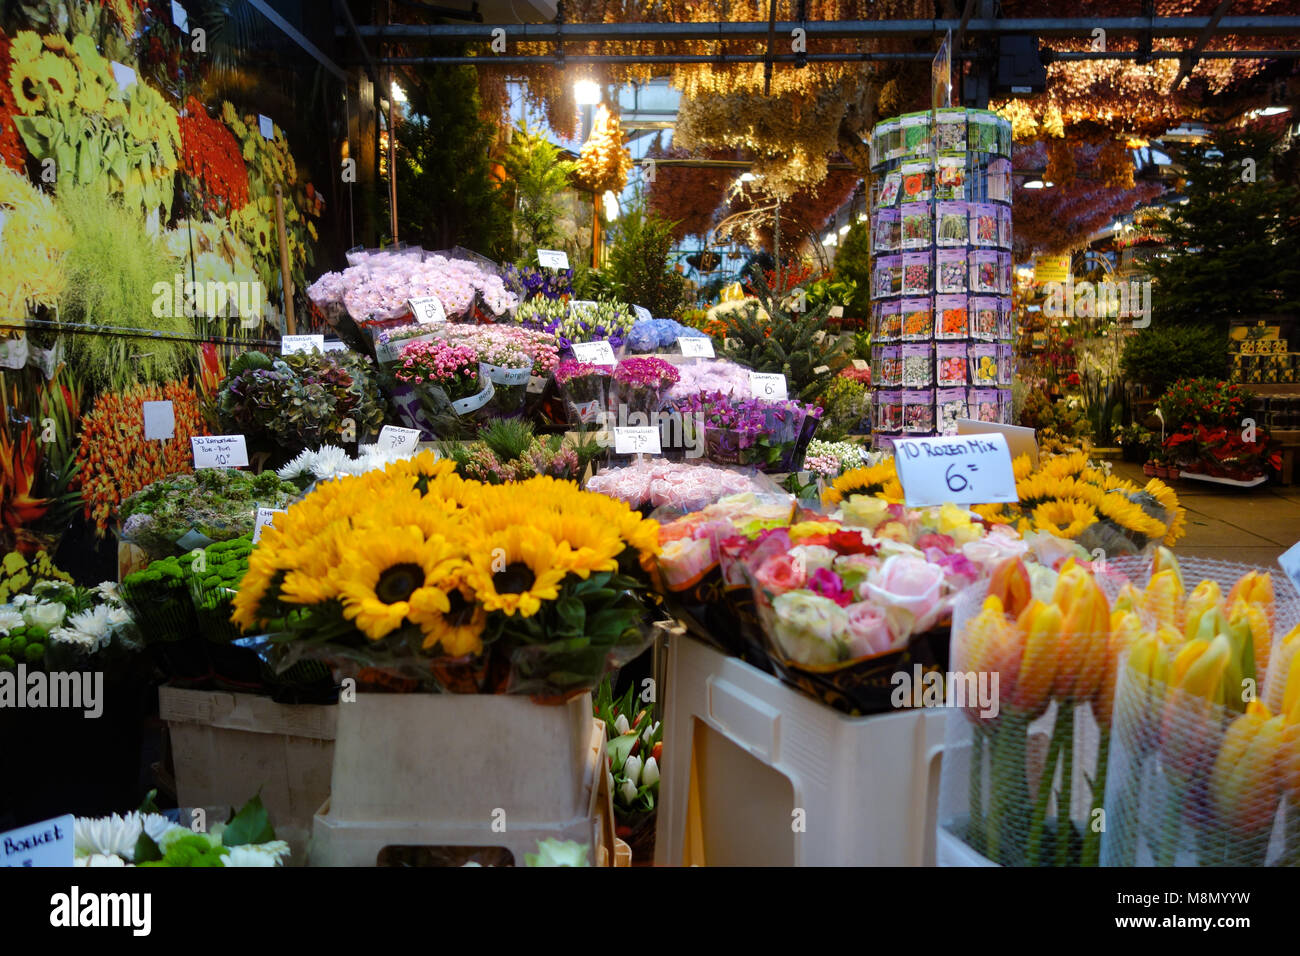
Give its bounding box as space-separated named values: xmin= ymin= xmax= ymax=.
xmin=191 ymin=435 xmax=249 ymax=469
xmin=377 ymin=425 xmax=421 ymax=454
xmin=408 ymin=296 xmax=446 ymax=324
xmin=251 ymin=507 xmax=285 ymax=545
xmin=614 ymin=426 xmax=662 ymax=455
xmin=748 ymin=371 xmax=788 ymax=400
xmin=892 ymin=433 xmax=1018 ymax=507
xmin=679 ymin=336 xmax=715 ymax=358
xmin=571 ymin=340 xmax=617 ymax=366
xmin=537 ymin=249 xmax=569 ymax=270
xmin=281 ymin=334 xmax=324 ymax=354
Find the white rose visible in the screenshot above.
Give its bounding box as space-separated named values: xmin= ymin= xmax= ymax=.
xmin=22 ymin=601 xmax=67 ymax=630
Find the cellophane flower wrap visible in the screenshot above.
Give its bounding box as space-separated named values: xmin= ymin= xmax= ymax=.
xmin=612 ymin=356 xmax=680 ymax=418
xmin=232 ymin=453 xmax=662 ymax=699
xmin=672 ymin=390 xmax=823 ymax=472
xmin=555 ymin=360 xmax=611 ymax=426
xmin=518 ymin=298 xmax=636 ymax=352
xmin=1098 ymin=556 xmax=1300 ymax=867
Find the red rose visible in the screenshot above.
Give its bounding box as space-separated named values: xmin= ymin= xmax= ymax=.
xmin=829 ymin=530 xmax=878 ymax=556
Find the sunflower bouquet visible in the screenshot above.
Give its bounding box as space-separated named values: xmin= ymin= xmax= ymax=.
xmin=232 ymin=453 xmax=661 ymax=699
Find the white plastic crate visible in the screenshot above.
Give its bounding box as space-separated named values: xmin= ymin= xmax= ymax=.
xmin=310 ymin=692 xmax=609 ymax=866
xmin=654 ymin=637 xmax=947 ymax=866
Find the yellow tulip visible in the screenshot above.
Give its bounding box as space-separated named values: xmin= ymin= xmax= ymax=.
xmin=1183 ymin=579 xmax=1226 ymax=642
xmin=956 ymin=594 xmax=1022 ymax=719
xmin=1228 ymin=598 xmax=1271 ymax=690
xmin=1176 ymin=634 xmax=1233 ymax=705
xmin=1209 ymin=704 xmax=1285 ymax=835
xmin=1263 ymin=623 xmax=1300 ymax=717
xmin=1227 ymin=569 xmax=1275 ymax=634
xmin=1151 ymin=546 xmax=1184 ymax=592
xmin=1051 ymin=564 xmax=1110 ymax=702
xmin=1096 ymin=610 xmax=1148 ymax=728
xmin=1014 ymin=599 xmax=1063 ymax=716
xmin=1112 ymin=581 xmax=1144 ymax=615
xmin=1142 ymin=568 xmax=1185 ymax=631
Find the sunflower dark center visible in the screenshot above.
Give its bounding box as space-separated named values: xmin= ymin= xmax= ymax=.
xmin=376 ymin=563 xmax=424 ymax=604
xmin=494 ymin=562 xmax=535 ymax=594
xmin=445 ymin=588 xmax=475 ymax=624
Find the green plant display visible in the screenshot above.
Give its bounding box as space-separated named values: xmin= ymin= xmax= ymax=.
xmin=502 ymin=121 xmax=576 ymax=265
xmin=602 ymin=202 xmax=693 ymax=318
xmin=1120 ymin=324 xmax=1228 ymax=393
xmin=832 ymin=219 xmax=873 ymax=318
xmin=817 ymin=376 xmax=869 ymax=441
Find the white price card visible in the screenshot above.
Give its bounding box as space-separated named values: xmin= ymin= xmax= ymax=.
xmin=829 ymin=305 xmax=845 ymax=318
xmin=171 ymin=0 xmax=188 ymax=30
xmin=1279 ymin=540 xmax=1300 ymax=597
xmin=569 ymin=300 xmax=598 ymax=313
xmin=527 ymin=375 xmax=548 ymax=394
xmin=281 ymin=334 xmax=324 ymax=354
xmin=537 ymin=249 xmax=570 ymax=270
xmin=571 ymin=340 xmax=617 ymax=366
xmin=852 ymin=359 xmax=869 ymax=371
xmin=679 ymin=336 xmax=715 ymax=358
xmin=892 ymin=432 xmax=1018 ymax=508
xmin=408 ymin=295 xmax=446 ymax=324
xmin=110 ymin=61 xmax=136 ymax=90
xmin=191 ymin=435 xmax=249 ymax=469
xmin=748 ymin=371 xmax=788 ymax=400
xmin=632 ymin=305 xmax=652 ymax=322
xmin=258 ymin=114 xmax=275 ymax=140
xmin=142 ymin=400 xmax=175 ymax=440
xmin=322 ymin=339 xmax=349 ymax=352
xmin=251 ymin=507 xmax=284 ymax=545
xmin=1 ymin=815 xmax=74 ymax=867
xmin=614 ymin=426 xmax=661 ymax=455
xmin=377 ymin=425 xmax=421 ymax=454
xmin=813 ymin=365 xmax=831 ymax=375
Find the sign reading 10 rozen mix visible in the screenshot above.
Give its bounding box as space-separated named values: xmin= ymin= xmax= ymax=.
xmin=891 ymin=433 xmax=1018 ymax=508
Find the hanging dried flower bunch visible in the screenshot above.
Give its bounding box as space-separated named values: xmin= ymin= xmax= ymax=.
xmin=573 ymin=104 xmax=633 ymax=194
xmin=645 ymin=140 xmax=738 ymax=240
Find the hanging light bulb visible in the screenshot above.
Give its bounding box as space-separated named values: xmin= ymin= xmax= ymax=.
xmin=574 ymin=80 xmax=602 ymax=106
xmin=602 ymin=190 xmax=620 ymax=221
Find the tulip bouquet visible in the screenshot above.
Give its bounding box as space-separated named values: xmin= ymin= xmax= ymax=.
xmin=595 ymin=676 xmax=663 ymax=856
xmin=1098 ymin=554 xmax=1300 ymax=867
xmin=517 ymin=298 xmax=637 ymax=352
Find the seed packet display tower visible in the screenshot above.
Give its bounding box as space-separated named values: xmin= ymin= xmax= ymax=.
xmin=867 ymin=109 xmax=1015 ymax=445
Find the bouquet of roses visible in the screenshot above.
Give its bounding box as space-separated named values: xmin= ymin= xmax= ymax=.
xmin=612 ymin=357 xmax=680 ymax=417
xmin=556 ymin=360 xmax=612 ymax=426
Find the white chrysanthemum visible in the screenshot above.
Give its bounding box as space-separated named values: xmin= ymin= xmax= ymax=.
xmin=75 ymin=854 xmax=130 ymax=867
xmin=312 ymin=445 xmax=351 ymax=478
xmin=11 ymin=593 xmax=36 ymax=608
xmin=106 ymin=605 xmax=133 ymax=628
xmin=50 ymin=605 xmax=114 ymax=650
xmin=50 ymin=625 xmax=94 ymax=648
xmin=277 ymin=448 xmax=318 ymax=482
xmin=222 ymin=841 xmax=291 ymax=867
xmin=75 ymin=813 xmax=144 ymax=858
xmin=0 ymin=607 xmax=24 ymax=634
xmin=93 ymin=581 xmax=121 ymax=604
xmin=141 ymin=814 xmax=180 ymax=844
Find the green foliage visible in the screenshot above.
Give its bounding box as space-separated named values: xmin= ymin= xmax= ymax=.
xmin=478 ymin=417 xmax=537 ymax=462
xmin=817 ymin=377 xmax=869 ymax=441
xmin=571 ymin=263 xmax=619 ymax=300
xmin=55 ymin=185 xmax=190 ymax=389
xmin=1120 ymin=324 xmax=1227 ymax=392
xmin=602 ymin=203 xmax=693 ymax=318
xmin=832 ymin=220 xmax=873 ymax=318
xmin=394 ymin=65 xmax=510 ymax=257
xmin=1144 ymin=129 xmax=1300 ymax=327
xmin=502 ymin=122 xmax=577 ymax=264
xmin=716 ymin=265 xmax=845 ymax=401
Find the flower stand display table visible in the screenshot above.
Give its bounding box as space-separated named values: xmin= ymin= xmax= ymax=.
xmin=654 ymin=636 xmax=947 ymax=866
xmin=310 ymin=692 xmax=613 ymax=866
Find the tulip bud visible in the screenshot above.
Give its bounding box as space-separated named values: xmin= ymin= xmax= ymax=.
xmin=1177 ymin=634 xmax=1233 ymax=705
xmin=1151 ymin=546 xmax=1184 ymax=592
xmin=619 ymin=776 xmax=638 ymax=805
xmin=1183 ymin=580 xmax=1224 ymax=642
xmin=1013 ymin=600 xmax=1063 ymax=715
xmin=1210 ymin=705 xmax=1285 ymax=835
xmin=606 ymin=770 xmax=615 ymax=795
xmin=614 ymin=713 xmax=630 ymax=735
xmin=1112 ymin=581 xmax=1144 ymax=614
xmin=642 ymin=756 xmax=660 ymax=788
xmin=1142 ymin=569 xmax=1185 ymax=631
xmin=988 ymin=558 xmax=1033 ymax=618
xmin=623 ymin=753 xmax=642 ymax=786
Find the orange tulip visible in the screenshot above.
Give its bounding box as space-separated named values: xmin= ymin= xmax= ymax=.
xmin=1051 ymin=563 xmax=1110 ymax=702
xmin=956 ymin=594 xmax=1022 ymax=720
xmin=1227 ymin=569 xmax=1276 ymax=635
xmin=987 ymin=557 xmax=1034 ymax=619
xmin=1014 ymin=599 xmax=1063 ymax=716
xmin=1209 ymin=703 xmax=1285 ymax=836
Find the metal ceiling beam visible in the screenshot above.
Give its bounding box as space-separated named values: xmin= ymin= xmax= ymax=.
xmin=1170 ymin=0 xmax=1234 ymax=92
xmin=341 ymin=16 xmax=1300 ymax=42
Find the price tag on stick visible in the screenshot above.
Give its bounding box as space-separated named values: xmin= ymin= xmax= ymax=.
xmin=408 ymin=296 xmax=445 ymax=324
xmin=748 ymin=371 xmax=788 ymax=400
xmin=191 ymin=435 xmax=250 ymax=469
xmin=377 ymin=425 xmax=421 ymax=454
xmin=679 ymin=336 xmax=715 ymax=358
xmin=892 ymin=433 xmax=1018 ymax=508
xmin=572 ymin=340 xmax=617 ymax=366
xmin=251 ymin=507 xmax=284 ymax=545
xmin=614 ymin=426 xmax=662 ymax=455
xmin=537 ymin=249 xmax=569 ymax=270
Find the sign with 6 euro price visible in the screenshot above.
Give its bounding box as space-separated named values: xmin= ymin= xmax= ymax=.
xmin=892 ymin=432 xmax=1018 ymax=508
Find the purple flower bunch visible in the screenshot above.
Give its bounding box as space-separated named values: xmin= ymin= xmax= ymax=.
xmin=503 ymin=264 xmax=573 ymax=301
xmin=613 ymin=357 xmax=680 ymax=389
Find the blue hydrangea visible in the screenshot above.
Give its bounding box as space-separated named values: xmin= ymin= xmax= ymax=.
xmin=626 ymin=318 xmax=708 ymax=352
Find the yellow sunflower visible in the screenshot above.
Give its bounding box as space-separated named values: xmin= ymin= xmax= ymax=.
xmin=333 ymin=527 xmax=465 ymax=641
xmin=822 ymin=461 xmax=903 ymax=505
xmin=9 ymin=43 xmax=45 ymax=113
xmin=231 ymin=551 xmax=281 ymax=632
xmin=552 ymin=513 xmax=626 ymax=577
xmin=409 ymin=578 xmax=486 ymax=657
xmin=37 ymin=52 xmax=76 ymax=109
xmin=1012 ymin=454 xmax=1034 ymax=481
xmin=1041 ymin=452 xmax=1090 ymax=481
xmin=1030 ymin=499 xmax=1097 ymax=540
xmin=1095 ymin=492 xmax=1168 ymax=541
xmin=466 ymin=525 xmax=568 ymax=617
xmin=75 ymin=77 xmax=109 ymax=115
xmin=1141 ymin=478 xmax=1187 ymax=546
xmin=972 ymin=502 xmax=1021 ymax=526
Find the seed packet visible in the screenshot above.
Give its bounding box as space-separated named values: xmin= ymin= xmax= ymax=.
xmin=903 ymin=389 xmax=935 ymax=434
xmin=998 ymin=297 xmax=1014 ymax=340
xmin=987 ymin=158 xmax=1012 ymax=204
xmin=873 ymin=119 xmax=900 ymax=166
xmin=874 ymin=299 xmax=901 ymax=341
xmin=996 ymin=117 xmax=1013 ymax=157
xmin=936 ymin=342 xmax=968 ymax=386
xmin=970 ymin=387 xmax=1000 ymax=423
xmin=875 ymin=389 xmax=903 ymax=432
xmin=872 ymin=254 xmax=902 ymax=299
xmin=901 ymin=252 xmax=932 ymax=295
xmin=873 ymin=208 xmax=899 ymax=253
xmin=936 ymin=248 xmax=968 ymax=293
xmin=900 ymin=201 xmax=932 ymax=249
xmin=887 ymin=118 xmax=908 ymax=162
xmin=997 ymin=344 xmax=1014 ymax=385
xmin=875 ymin=171 xmax=902 ymax=208
xmin=998 ymin=387 xmax=1014 ymax=424
xmin=969 ymin=111 xmax=999 ymax=153
xmin=902 ymin=342 xmax=933 ymax=387
xmin=936 ymin=387 xmax=967 ymax=435
xmin=878 ymin=346 xmax=902 ymax=387
xmin=971 ymin=296 xmax=999 ymax=341
xmin=970 ymin=343 xmax=999 ymax=386
xmin=936 ymin=294 xmax=969 ymax=339
xmin=900 ymin=297 xmax=933 ymax=340
xmin=935 ymin=201 xmax=968 ymax=246
xmin=971 ymin=203 xmax=999 ymax=247
xmin=902 ymin=112 xmax=931 ymax=158
xmin=998 ymin=252 xmax=1013 ymax=294
xmin=971 ymin=250 xmax=999 ymax=293
xmin=933 ymin=108 xmax=967 ymax=152
xmin=996 ymin=203 xmax=1012 ymax=248
xmin=935 ymin=154 xmax=966 ymax=200
xmin=900 ymin=160 xmax=932 ymax=204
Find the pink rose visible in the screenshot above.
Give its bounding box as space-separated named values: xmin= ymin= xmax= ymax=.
xmin=864 ymin=554 xmax=945 ymax=633
xmin=755 ymin=553 xmax=806 ymax=594
xmin=843 ymin=601 xmax=896 ymax=658
xmin=915 ymin=532 xmax=956 ymax=554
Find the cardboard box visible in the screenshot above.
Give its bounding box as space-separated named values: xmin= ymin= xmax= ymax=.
xmin=159 ymin=686 xmax=337 ymax=862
